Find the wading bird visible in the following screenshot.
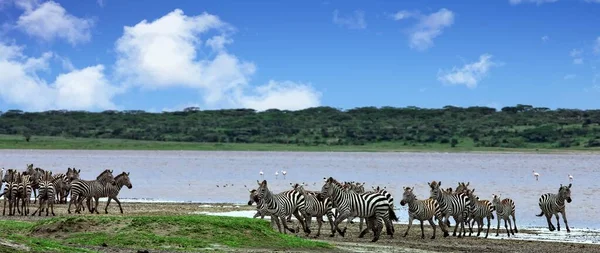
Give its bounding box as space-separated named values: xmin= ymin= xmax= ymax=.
xmin=533 ymin=170 xmax=540 ymax=181
xmin=259 ymin=170 xmax=264 ymax=179
xmin=281 ymin=170 xmax=287 ymax=179
xmin=275 ymin=171 xmax=279 ymax=179
xmin=568 ymin=174 xmax=573 ymax=182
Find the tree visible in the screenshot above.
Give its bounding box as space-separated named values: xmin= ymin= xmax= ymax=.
xmin=450 ymin=138 xmax=458 ymax=148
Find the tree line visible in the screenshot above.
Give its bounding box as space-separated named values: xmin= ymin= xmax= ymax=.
xmin=2 ymin=104 xmax=600 ymax=148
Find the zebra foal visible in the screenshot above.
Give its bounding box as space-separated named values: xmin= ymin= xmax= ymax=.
xmin=492 ymin=194 xmax=518 ymax=236
xmin=536 ymin=183 xmax=572 ymax=233
xmin=400 ymin=186 xmax=449 ymax=239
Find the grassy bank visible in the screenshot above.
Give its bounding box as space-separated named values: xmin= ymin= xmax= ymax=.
xmin=0 ymin=215 xmax=330 ymax=252
xmin=1 ymin=134 xmax=600 ymax=153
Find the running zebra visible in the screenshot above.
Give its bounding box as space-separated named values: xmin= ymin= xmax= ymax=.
xmin=400 ymin=186 xmax=449 ymax=239
xmin=32 ymin=171 xmax=56 ymax=216
xmin=86 ymin=172 xmax=133 ymax=214
xmin=67 ymin=169 xmax=116 ymax=214
xmin=536 ymin=183 xmax=572 ymax=233
xmin=428 ymin=181 xmax=471 ymax=238
xmin=293 ymin=183 xmax=335 ymax=237
xmin=254 ymin=180 xmax=309 ymax=234
xmin=464 ymin=189 xmax=495 ymax=238
xmin=492 ymin=194 xmax=518 ymax=236
xmin=321 ymin=177 xmax=396 ymax=242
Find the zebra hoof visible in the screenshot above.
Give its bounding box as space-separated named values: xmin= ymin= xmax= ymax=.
xmin=371 ymin=237 xmax=379 ymax=243
xmin=329 ymin=234 xmax=334 ymax=237
xmin=430 ymin=235 xmax=435 ymax=240
xmin=443 ymin=232 xmax=449 ymax=237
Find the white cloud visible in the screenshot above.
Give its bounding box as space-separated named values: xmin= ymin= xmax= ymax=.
xmin=0 ymin=41 xmax=121 ymax=111
xmin=393 ymin=8 xmax=454 ymax=51
xmin=564 ymin=74 xmax=577 ymax=80
xmin=570 ymin=49 xmax=583 ymax=64
xmin=236 ymin=81 xmax=321 ymax=111
xmin=15 ymin=1 xmax=94 ymax=45
xmin=594 ymin=37 xmax=600 ymax=55
xmin=437 ymin=54 xmax=499 ymax=88
xmin=509 ymin=0 xmax=559 ymax=4
xmin=114 ymin=9 xmax=321 ymax=111
xmin=542 ymin=35 xmax=549 ymax=42
xmin=332 ymin=9 xmax=366 ymax=30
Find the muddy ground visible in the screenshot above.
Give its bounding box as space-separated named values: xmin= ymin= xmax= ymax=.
xmin=1 ymin=202 xmax=599 ymax=253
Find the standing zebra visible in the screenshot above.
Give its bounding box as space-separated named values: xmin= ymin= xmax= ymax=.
xmin=536 ymin=183 xmax=572 ymax=233
xmin=255 ymin=180 xmax=310 ymax=234
xmin=428 ymin=181 xmax=471 ymax=238
xmin=87 ymin=172 xmax=133 ymax=214
xmin=321 ymin=177 xmax=395 ymax=242
xmin=293 ymin=184 xmax=335 ymax=237
xmin=1 ymin=169 xmax=18 ymax=216
xmin=492 ymin=194 xmax=518 ymax=236
xmin=464 ymin=189 xmax=495 ymax=238
xmin=400 ymin=186 xmax=449 ymax=239
xmin=67 ymin=169 xmax=116 ymax=214
xmin=32 ymin=171 xmax=55 ymax=216
xmin=17 ymin=172 xmax=33 ymax=215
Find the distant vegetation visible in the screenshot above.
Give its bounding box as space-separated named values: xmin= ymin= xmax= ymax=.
xmin=2 ymin=104 xmax=600 ymax=150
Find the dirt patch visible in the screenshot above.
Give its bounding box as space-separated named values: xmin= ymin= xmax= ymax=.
xmin=30 ymin=216 xmax=129 ymax=240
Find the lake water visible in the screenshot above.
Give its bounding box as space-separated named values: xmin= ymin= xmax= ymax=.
xmin=0 ymin=149 xmax=598 ymax=231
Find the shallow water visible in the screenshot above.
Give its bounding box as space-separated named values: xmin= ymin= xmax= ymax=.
xmin=0 ymin=150 xmax=597 ymax=231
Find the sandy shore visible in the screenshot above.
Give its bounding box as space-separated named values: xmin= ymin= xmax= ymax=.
xmin=1 ymin=202 xmax=600 ymax=253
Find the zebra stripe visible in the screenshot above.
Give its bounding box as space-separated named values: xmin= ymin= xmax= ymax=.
xmin=1 ymin=170 xmax=19 ymax=216
xmin=536 ymin=183 xmax=572 ymax=233
xmin=32 ymin=171 xmax=56 ymax=216
xmin=294 ymin=184 xmax=335 ymax=237
xmin=429 ymin=180 xmax=471 ymax=238
xmin=321 ymin=177 xmax=394 ymax=242
xmin=492 ymin=194 xmax=518 ymax=236
xmin=67 ymin=169 xmax=116 ymax=214
xmin=400 ymin=186 xmax=449 ymax=239
xmin=255 ymin=180 xmax=309 ymax=234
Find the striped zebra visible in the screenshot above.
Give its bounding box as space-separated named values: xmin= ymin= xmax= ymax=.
xmin=536 ymin=183 xmax=572 ymax=233
xmin=1 ymin=169 xmax=19 ymax=216
xmin=247 ymin=186 xmax=294 ymax=223
xmin=255 ymin=180 xmax=309 ymax=234
xmin=321 ymin=177 xmax=396 ymax=242
xmin=293 ymin=184 xmax=335 ymax=237
xmin=52 ymin=167 xmax=81 ymax=204
xmin=492 ymin=194 xmax=518 ymax=236
xmin=17 ymin=172 xmax=33 ymax=215
xmin=428 ymin=181 xmax=471 ymax=238
xmin=32 ymin=171 xmax=56 ymax=216
xmin=67 ymin=169 xmax=116 ymax=214
xmin=463 ymin=189 xmax=495 ymax=238
xmin=400 ymin=186 xmax=449 ymax=239
xmin=86 ymin=172 xmax=132 ymax=214
xmin=24 ymin=164 xmax=43 ymax=204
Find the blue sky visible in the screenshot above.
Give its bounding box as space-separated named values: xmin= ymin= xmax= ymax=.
xmin=0 ymin=0 xmax=600 ymax=112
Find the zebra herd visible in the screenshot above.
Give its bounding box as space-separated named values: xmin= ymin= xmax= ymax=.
xmin=247 ymin=177 xmax=574 ymax=242
xmin=0 ymin=164 xmax=133 ymax=216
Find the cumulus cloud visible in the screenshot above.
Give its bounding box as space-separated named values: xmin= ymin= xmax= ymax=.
xmin=15 ymin=0 xmax=94 ymax=45
xmin=0 ymin=42 xmax=121 ymax=111
xmin=570 ymin=49 xmax=583 ymax=64
xmin=114 ymin=9 xmax=321 ymax=111
xmin=393 ymin=8 xmax=454 ymax=51
xmin=332 ymin=9 xmax=366 ymax=30
xmin=437 ymin=54 xmax=499 ymax=88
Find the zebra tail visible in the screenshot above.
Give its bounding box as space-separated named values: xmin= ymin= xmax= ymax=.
xmin=388 ymin=206 xmax=399 ymax=222
xmin=535 ymin=211 xmax=544 ymax=217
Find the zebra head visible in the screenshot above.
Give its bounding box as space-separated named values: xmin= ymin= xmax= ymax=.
xmin=256 ymin=180 xmax=272 ymax=202
xmin=492 ymin=194 xmax=501 ymax=207
xmin=559 ymin=183 xmax=572 ymax=203
xmin=116 ymin=172 xmax=132 ymax=189
xmin=400 ymin=187 xmax=416 ymax=206
xmin=67 ymin=167 xmax=81 ymax=181
xmin=428 ymin=180 xmax=442 ymax=200
xmin=248 ymin=189 xmax=259 ymax=205
xmin=321 ymin=177 xmax=338 ymax=197
xmin=455 ymin=182 xmax=470 ymax=193
xmin=1 ymin=168 xmax=12 ymax=183
xmin=465 ymin=188 xmax=477 ymax=210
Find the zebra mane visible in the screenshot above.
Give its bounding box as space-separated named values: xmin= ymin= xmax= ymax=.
xmin=114 ymin=172 xmax=130 ymax=180
xmin=97 ymin=169 xmax=113 ymax=179
xmin=325 ymin=177 xmax=344 ymax=188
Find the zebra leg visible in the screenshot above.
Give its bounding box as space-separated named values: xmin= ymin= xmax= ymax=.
xmin=560 ymin=211 xmax=570 ymax=233
xmin=511 ymin=213 xmax=518 ymax=233
xmin=504 ymin=219 xmax=510 ymax=237
xmin=326 ymin=211 xmax=335 ymax=237
xmin=314 ymin=215 xmax=323 ymax=238
xmin=371 ymin=216 xmax=383 ymax=242
xmin=272 ymin=215 xmax=282 ymax=232
xmin=105 ymin=197 xmax=112 ymax=214
xmin=304 ymin=214 xmax=312 ymax=236
xmin=458 ymin=216 xmax=466 ymax=238
xmin=359 ymin=217 xmax=364 ymax=232
xmin=114 ymin=197 xmax=125 ymax=214
xmin=334 ymin=211 xmax=351 ymax=237
xmin=419 ymin=220 xmax=426 ymax=239
xmin=507 ymin=217 xmax=514 ymax=235
xmin=279 ymin=215 xmax=296 ymax=234
xmin=452 ymin=216 xmax=459 ymax=237
xmin=286 ymin=214 xmax=292 ymax=223
xmin=67 ymin=195 xmax=74 ymax=214
xmin=428 ymin=218 xmax=436 ymax=239
xmin=383 ymin=216 xmax=394 ymax=237
xmin=49 ymin=197 xmax=55 ymax=216
xmin=293 ymin=210 xmax=309 ymax=234
xmin=253 ymin=210 xmax=262 ymax=219
xmin=496 ymin=215 xmax=501 ymax=236
xmin=93 ymin=197 xmax=101 ymax=214
xmin=544 ymin=213 xmax=555 ymax=231
xmin=403 ymin=216 xmax=413 ymax=237
xmin=555 ymin=213 xmax=561 ymax=231
xmin=484 ymin=217 xmax=490 ymax=238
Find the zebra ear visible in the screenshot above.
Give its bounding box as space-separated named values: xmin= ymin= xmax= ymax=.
xmin=568 ymin=183 xmax=572 ymax=188
xmin=127 ymin=172 xmax=130 ymax=176
xmin=466 ymin=182 xmax=470 ymax=186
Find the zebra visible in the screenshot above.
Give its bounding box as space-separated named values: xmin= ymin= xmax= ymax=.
xmin=67 ymin=169 xmax=116 ymax=214
xmin=1 ymin=169 xmax=19 ymax=216
xmin=24 ymin=164 xmax=43 ymax=204
xmin=17 ymin=172 xmax=33 ymax=215
xmin=254 ymin=180 xmax=310 ymax=234
xmin=428 ymin=180 xmax=471 ymax=238
xmin=247 ymin=186 xmax=295 ymax=223
xmin=400 ymin=186 xmax=449 ymax=239
xmin=52 ymin=167 xmax=81 ymax=204
xmin=492 ymin=194 xmax=518 ymax=236
xmin=32 ymin=171 xmax=56 ymax=216
xmin=536 ymin=183 xmax=572 ymax=233
xmin=463 ymin=188 xmax=495 ymax=238
xmin=86 ymin=172 xmax=133 ymax=214
xmin=321 ymin=177 xmax=396 ymax=242
xmin=293 ymin=183 xmax=335 ymax=238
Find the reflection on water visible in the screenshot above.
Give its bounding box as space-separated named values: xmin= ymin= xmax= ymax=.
xmin=0 ymin=150 xmax=598 ymax=229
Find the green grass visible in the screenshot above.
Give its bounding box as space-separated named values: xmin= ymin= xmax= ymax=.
xmin=1 ymin=134 xmax=600 ymax=153
xmin=0 ymin=215 xmax=330 ymax=252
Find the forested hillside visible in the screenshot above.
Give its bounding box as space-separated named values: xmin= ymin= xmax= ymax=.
xmin=2 ymin=104 xmax=600 ymax=148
